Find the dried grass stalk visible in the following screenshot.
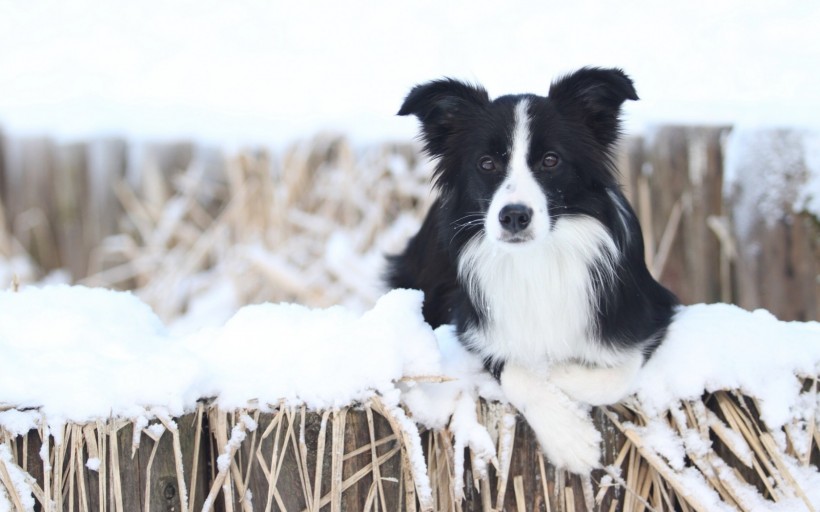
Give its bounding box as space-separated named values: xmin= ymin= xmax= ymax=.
xmin=1 ymin=385 xmax=817 ymax=512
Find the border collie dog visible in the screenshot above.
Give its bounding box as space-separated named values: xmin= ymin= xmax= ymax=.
xmin=386 ymin=67 xmax=678 ymax=473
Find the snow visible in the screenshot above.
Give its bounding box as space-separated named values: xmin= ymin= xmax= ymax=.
xmin=1 ymin=1 xmax=819 ymax=147
xmin=401 ymin=325 xmax=502 ymax=430
xmin=0 ymin=285 xmax=199 ymax=425
xmin=0 ymin=285 xmax=818 ymax=436
xmin=0 ymin=444 xmax=35 ymax=512
xmin=0 ymin=285 xmax=441 ymax=431
xmin=187 ymin=287 xmax=441 ymax=411
xmin=85 ymin=458 xmax=101 ymax=472
xmin=1 ymin=284 xmax=819 ymax=508
xmin=635 ymin=303 xmax=820 ymax=430
xmin=724 ymin=127 xmax=820 ymax=243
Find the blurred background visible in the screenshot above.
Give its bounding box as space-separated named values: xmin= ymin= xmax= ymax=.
xmin=0 ymin=0 xmax=818 ymax=330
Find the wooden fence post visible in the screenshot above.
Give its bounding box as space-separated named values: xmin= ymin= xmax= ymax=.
xmin=54 ymin=142 xmax=90 ymax=279
xmin=725 ymin=128 xmax=820 ymax=321
xmin=84 ymin=139 xmax=127 ymax=277
xmin=638 ymin=126 xmax=731 ymax=305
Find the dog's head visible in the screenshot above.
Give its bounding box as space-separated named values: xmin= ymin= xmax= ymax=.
xmin=398 ymin=67 xmax=637 ymax=248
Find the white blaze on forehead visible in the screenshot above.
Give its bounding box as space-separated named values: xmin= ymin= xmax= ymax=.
xmin=485 ymin=98 xmax=550 ymax=242
xmin=508 ymin=99 xmax=532 ymax=189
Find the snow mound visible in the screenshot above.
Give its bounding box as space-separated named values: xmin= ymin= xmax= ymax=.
xmin=0 ymin=285 xmax=198 ymax=428
xmin=1 ymin=284 xmax=819 ymax=460
xmin=1 ymin=284 xmax=820 ymax=509
xmin=188 ymin=288 xmax=441 ymax=410
xmin=636 ymin=303 xmax=820 ymax=428
xmin=0 ymin=285 xmax=440 ymax=433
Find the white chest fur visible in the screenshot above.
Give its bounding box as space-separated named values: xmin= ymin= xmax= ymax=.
xmin=458 ymin=216 xmax=622 ymax=368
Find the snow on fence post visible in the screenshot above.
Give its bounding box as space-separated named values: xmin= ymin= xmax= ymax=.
xmin=618 ymin=125 xmax=819 ymax=321
xmin=725 ymin=128 xmax=820 ymax=322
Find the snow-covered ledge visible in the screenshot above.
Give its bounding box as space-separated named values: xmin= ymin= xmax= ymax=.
xmin=0 ymin=285 xmax=819 ymax=511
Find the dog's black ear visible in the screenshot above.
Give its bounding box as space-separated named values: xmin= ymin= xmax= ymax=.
xmin=398 ymin=79 xmax=490 ymax=156
xmin=548 ymin=67 xmax=638 ymax=147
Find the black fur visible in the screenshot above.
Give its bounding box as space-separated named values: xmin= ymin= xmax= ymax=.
xmin=386 ymin=67 xmax=678 ymax=376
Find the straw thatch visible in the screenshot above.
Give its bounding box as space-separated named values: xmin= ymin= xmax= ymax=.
xmin=75 ymin=136 xmax=434 ymax=321
xmin=1 ymin=382 xmax=818 ymax=511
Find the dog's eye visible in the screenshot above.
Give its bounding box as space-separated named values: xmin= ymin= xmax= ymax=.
xmin=478 ymin=156 xmax=497 ymax=173
xmin=542 ymin=152 xmax=560 ymax=169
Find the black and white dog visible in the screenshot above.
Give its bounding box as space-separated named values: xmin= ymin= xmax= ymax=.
xmin=386 ymin=67 xmax=678 ymax=473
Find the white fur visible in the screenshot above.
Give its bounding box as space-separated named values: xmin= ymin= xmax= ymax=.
xmin=485 ymin=100 xmax=550 ymax=243
xmin=459 ymin=216 xmax=622 ymax=368
xmin=607 ymin=188 xmax=633 ymax=247
xmin=500 ymin=363 xmax=602 ymax=473
xmin=548 ymin=350 xmax=643 ymax=406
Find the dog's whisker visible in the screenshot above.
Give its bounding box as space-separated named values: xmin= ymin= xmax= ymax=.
xmin=450 ymin=212 xmax=486 ymax=226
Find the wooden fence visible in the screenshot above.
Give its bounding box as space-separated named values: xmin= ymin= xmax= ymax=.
xmin=3 ymin=400 xmax=585 ymax=512
xmin=3 ymin=391 xmax=817 ymax=512
xmin=0 ymin=126 xmax=817 ymax=321
xmin=617 ymin=126 xmax=819 ymax=322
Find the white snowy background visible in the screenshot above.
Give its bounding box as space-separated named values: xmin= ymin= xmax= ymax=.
xmin=1 ymin=0 xmax=819 ymax=147
xmin=2 ymin=1 xmax=820 ymax=508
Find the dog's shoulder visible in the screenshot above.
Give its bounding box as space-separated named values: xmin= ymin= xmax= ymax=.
xmin=385 ymin=199 xmax=461 ymax=328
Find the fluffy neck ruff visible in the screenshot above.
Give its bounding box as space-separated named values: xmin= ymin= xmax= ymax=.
xmin=457 ymin=216 xmax=623 ymax=368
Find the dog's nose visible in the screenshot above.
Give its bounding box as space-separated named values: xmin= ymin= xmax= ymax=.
xmin=498 ymin=204 xmax=533 ymax=234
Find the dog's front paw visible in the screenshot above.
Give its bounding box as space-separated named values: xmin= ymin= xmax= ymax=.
xmin=500 ymin=364 xmax=601 ymax=474
xmin=526 ymin=396 xmax=602 ymax=474
xmin=543 ymin=419 xmax=602 ymax=474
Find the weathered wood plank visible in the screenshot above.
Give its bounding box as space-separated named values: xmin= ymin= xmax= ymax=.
xmin=641 ymin=126 xmax=730 ymax=305
xmin=84 ymin=139 xmax=128 ymax=277
xmin=9 ymin=415 xmax=206 ymax=512
xmin=54 ymin=142 xmax=90 ymax=279
xmin=616 ymin=135 xmax=644 ymax=207
xmin=12 ymin=138 xmax=61 ymax=272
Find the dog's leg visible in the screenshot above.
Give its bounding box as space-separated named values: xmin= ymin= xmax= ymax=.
xmin=499 ymin=363 xmax=601 ymax=474
xmin=548 ymin=351 xmax=643 ymax=406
